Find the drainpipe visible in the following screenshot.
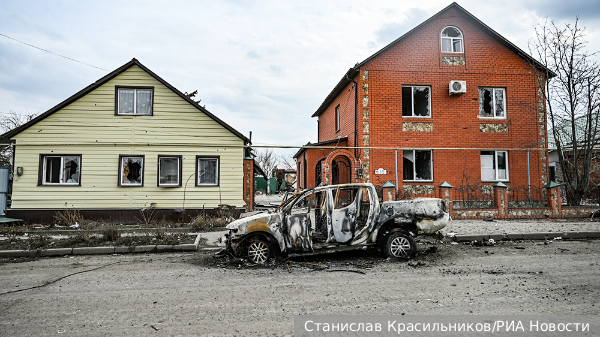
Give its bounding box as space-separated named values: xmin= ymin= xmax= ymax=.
xmin=346 ymin=70 xmax=358 ymax=160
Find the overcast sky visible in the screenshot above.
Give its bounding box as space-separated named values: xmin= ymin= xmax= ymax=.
xmin=1 ymin=0 xmax=599 ymax=158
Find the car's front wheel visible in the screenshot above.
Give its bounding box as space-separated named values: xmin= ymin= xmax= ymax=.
xmin=384 ymin=232 xmax=416 ymax=259
xmin=246 ymin=238 xmax=271 ymax=264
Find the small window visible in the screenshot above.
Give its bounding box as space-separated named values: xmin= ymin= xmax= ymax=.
xmin=116 ymin=87 xmax=153 ymax=115
xmin=119 ymin=155 xmax=144 ymax=186
xmin=335 ymin=104 xmax=341 ymax=132
xmin=197 ymin=156 xmax=219 ymax=186
xmin=441 ymin=26 xmax=463 ymax=53
xmin=403 ymin=150 xmax=432 ymax=181
xmin=158 ymin=155 xmax=181 ymax=187
xmin=40 ymin=155 xmax=81 ymax=185
xmin=479 ymin=88 xmax=506 ymax=118
xmin=481 ymin=151 xmax=508 ymax=181
xmin=402 ymin=86 xmax=431 ymax=117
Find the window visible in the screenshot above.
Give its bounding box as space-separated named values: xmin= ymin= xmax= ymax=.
xmin=481 ymin=151 xmax=508 ymax=181
xmin=116 ymin=87 xmax=153 ymax=115
xmin=158 ymin=155 xmax=181 ymax=187
xmin=402 ymin=86 xmax=431 ymax=117
xmin=119 ymin=155 xmax=144 ymax=186
xmin=479 ymin=88 xmax=506 ymax=118
xmin=196 ymin=156 xmax=219 ymax=186
xmin=40 ymin=155 xmax=81 ymax=185
xmin=441 ymin=26 xmax=463 ymax=53
xmin=403 ymin=150 xmax=432 ymax=181
xmin=335 ymin=104 xmax=341 ymax=132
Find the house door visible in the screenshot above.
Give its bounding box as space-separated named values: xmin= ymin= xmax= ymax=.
xmin=332 ymin=156 xmax=351 ymax=185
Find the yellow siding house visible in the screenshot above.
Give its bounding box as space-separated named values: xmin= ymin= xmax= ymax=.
xmin=0 ymin=59 xmax=251 ymax=223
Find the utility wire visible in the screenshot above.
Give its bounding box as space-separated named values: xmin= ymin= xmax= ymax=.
xmin=0 ymin=33 xmax=109 ymax=72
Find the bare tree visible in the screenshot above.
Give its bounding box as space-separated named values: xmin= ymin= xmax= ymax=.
xmin=0 ymin=109 xmax=38 ymax=168
xmin=278 ymin=152 xmax=297 ymax=170
xmin=254 ymin=148 xmax=278 ymax=178
xmin=529 ymin=18 xmax=600 ymax=205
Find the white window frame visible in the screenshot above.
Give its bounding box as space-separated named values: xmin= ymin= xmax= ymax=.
xmin=196 ymin=156 xmax=219 ymax=186
xmin=480 ymin=150 xmax=509 ymax=182
xmin=402 ymin=85 xmax=432 ymax=118
xmin=116 ymin=87 xmax=154 ymax=116
xmin=479 ymin=87 xmax=506 ymax=119
xmin=403 ymin=149 xmax=433 ymax=182
xmin=119 ymin=155 xmax=144 ymax=187
xmin=41 ymin=155 xmax=81 ymax=186
xmin=441 ymin=26 xmax=464 ymax=53
xmin=335 ymin=104 xmax=341 ymax=132
xmin=158 ymin=156 xmax=181 ymax=187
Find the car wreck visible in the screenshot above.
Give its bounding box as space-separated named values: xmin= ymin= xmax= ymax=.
xmin=220 ymin=183 xmax=449 ymax=264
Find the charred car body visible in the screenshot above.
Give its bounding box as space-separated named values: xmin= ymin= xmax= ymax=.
xmin=221 ymin=183 xmax=449 ymax=264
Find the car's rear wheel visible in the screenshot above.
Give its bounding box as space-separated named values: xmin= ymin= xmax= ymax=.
xmin=384 ymin=232 xmax=416 ymax=259
xmin=247 ymin=238 xmax=271 ymax=264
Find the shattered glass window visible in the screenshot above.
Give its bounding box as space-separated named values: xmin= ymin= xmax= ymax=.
xmin=402 ymin=86 xmax=430 ymax=117
xmin=117 ymin=88 xmax=153 ymax=115
xmin=479 ymin=88 xmax=506 ymax=118
xmin=403 ymin=150 xmax=432 ymax=181
xmin=121 ymin=156 xmax=144 ymax=186
xmin=480 ymin=151 xmax=509 ymax=181
xmin=441 ymin=26 xmax=463 ymax=53
xmin=198 ymin=157 xmax=219 ymax=186
xmin=291 ymin=191 xmax=312 ymax=215
xmin=159 ymin=156 xmax=180 ymax=186
xmin=43 ymin=155 xmax=80 ymax=185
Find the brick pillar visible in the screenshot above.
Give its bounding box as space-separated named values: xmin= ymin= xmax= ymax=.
xmin=438 ymin=181 xmax=453 ymax=216
xmin=493 ymin=182 xmax=508 ymax=218
xmin=545 ymin=182 xmax=562 ymax=218
xmin=243 ymin=158 xmax=254 ymax=212
xmin=382 ymin=181 xmax=396 ymax=201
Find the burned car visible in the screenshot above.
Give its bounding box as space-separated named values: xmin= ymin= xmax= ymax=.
xmin=221 ymin=183 xmax=449 ymax=264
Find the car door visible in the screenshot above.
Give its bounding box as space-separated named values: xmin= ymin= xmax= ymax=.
xmin=283 ymin=191 xmax=313 ymax=251
xmin=330 ymin=186 xmax=360 ymax=244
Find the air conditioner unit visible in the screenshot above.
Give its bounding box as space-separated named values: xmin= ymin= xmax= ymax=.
xmin=449 ymin=80 xmax=467 ymax=95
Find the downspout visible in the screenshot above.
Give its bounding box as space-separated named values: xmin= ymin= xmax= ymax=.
xmin=346 ymin=69 xmax=358 ymax=160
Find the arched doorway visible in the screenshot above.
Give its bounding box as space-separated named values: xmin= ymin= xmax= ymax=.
xmin=332 ymin=155 xmax=351 ymax=185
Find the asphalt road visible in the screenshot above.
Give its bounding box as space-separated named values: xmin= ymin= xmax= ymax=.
xmin=1 ymin=239 xmax=599 ymax=336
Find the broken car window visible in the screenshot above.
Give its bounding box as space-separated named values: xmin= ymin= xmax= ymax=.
xmin=290 ymin=191 xmax=313 ymax=215
xmin=120 ymin=156 xmax=144 ymax=186
xmin=334 ymin=187 xmax=359 ymax=209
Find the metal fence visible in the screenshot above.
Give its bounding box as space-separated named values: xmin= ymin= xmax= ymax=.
xmin=508 ymin=185 xmax=546 ymax=208
xmin=452 ymin=184 xmax=494 ymax=209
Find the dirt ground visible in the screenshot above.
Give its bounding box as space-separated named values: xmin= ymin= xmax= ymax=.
xmin=1 ymin=238 xmax=598 ymax=336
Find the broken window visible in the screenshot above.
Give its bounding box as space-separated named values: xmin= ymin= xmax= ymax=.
xmin=334 ymin=187 xmax=359 ymax=209
xmin=480 ymin=151 xmax=508 ymax=181
xmin=335 ymin=104 xmax=341 ymax=132
xmin=291 ymin=191 xmax=313 ymax=215
xmin=441 ymin=26 xmax=463 ymax=53
xmin=197 ymin=157 xmax=219 ymax=186
xmin=158 ymin=156 xmax=181 ymax=187
xmin=403 ymin=150 xmax=432 ymax=181
xmin=402 ymin=86 xmax=431 ymax=117
xmin=117 ymin=87 xmax=153 ymax=115
xmin=119 ymin=156 xmax=144 ymax=186
xmin=479 ymin=88 xmax=506 ymax=118
xmin=41 ymin=155 xmax=81 ymax=185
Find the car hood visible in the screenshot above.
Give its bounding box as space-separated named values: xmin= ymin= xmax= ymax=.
xmin=226 ymin=212 xmax=283 ymax=236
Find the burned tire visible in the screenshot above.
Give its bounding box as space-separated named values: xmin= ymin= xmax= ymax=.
xmin=246 ymin=238 xmax=271 ymax=264
xmin=384 ymin=232 xmax=416 ymax=259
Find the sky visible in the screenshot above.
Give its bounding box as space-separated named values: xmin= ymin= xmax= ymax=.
xmin=1 ymin=0 xmax=600 ymax=158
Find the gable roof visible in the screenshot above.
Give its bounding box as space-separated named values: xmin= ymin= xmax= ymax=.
xmin=0 ymin=58 xmax=250 ymax=143
xmin=312 ymin=2 xmax=556 ymax=118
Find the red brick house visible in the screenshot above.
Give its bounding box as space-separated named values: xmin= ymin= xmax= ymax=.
xmin=295 ymin=2 xmax=553 ymax=200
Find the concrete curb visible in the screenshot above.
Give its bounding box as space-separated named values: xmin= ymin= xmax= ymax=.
xmin=0 ymin=234 xmax=202 ymax=258
xmin=452 ymin=231 xmax=600 ymax=242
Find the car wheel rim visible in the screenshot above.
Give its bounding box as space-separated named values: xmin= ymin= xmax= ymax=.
xmin=390 ymin=236 xmax=411 ymax=257
xmin=248 ymin=241 xmax=269 ymax=264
